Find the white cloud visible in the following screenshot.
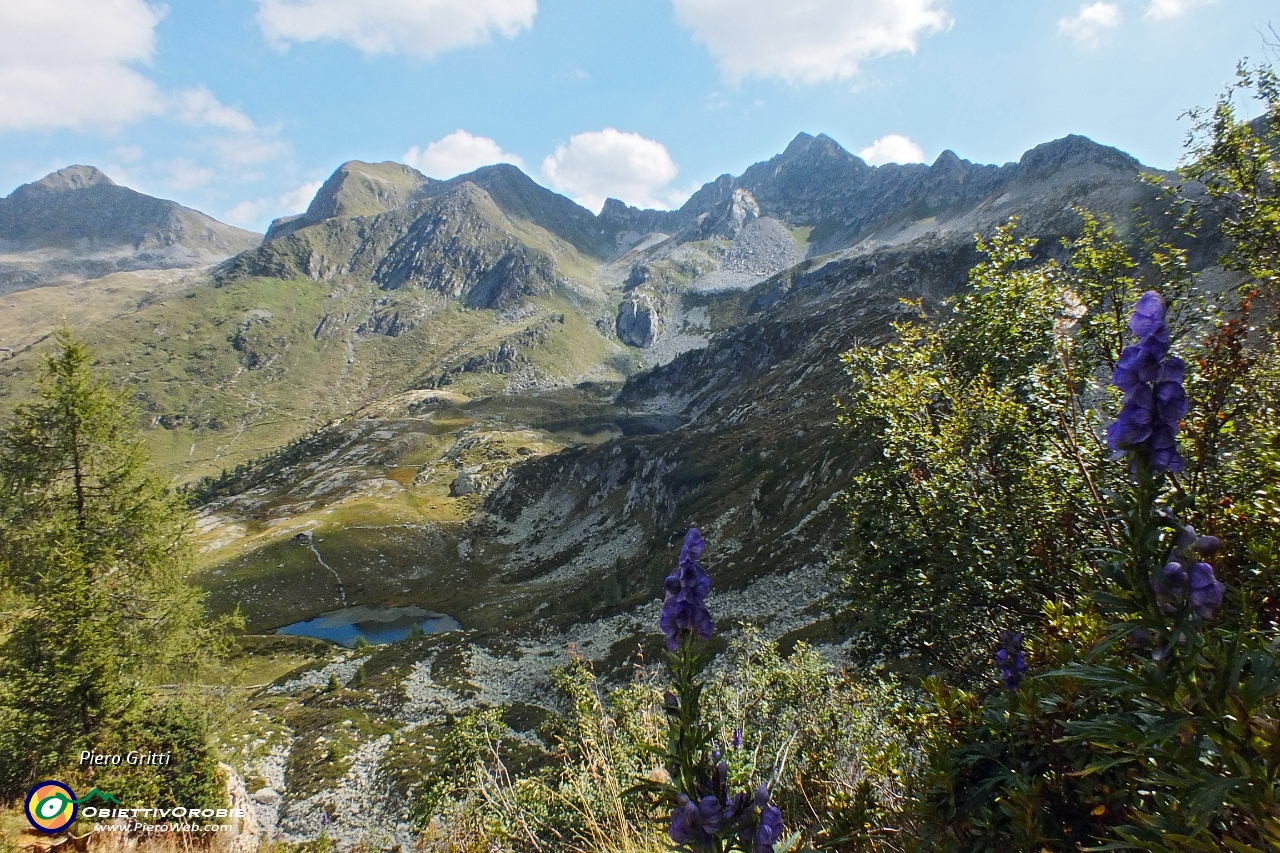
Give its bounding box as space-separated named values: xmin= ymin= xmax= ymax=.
xmin=0 ymin=1 xmax=287 ymax=181
xmin=1144 ymin=0 xmax=1212 ymax=19
xmin=226 ymin=180 xmax=324 ymax=229
xmin=403 ymin=130 xmax=525 ymax=178
xmin=256 ymin=0 xmax=537 ymax=59
xmin=0 ymin=0 xmax=164 ymax=130
xmin=173 ymin=87 xmax=258 ymax=134
xmin=1057 ymin=2 xmax=1122 ymax=49
xmin=541 ymin=129 xmax=680 ymax=213
xmin=280 ymin=180 xmax=324 ymax=212
xmin=214 ymin=135 xmax=292 ymax=170
xmin=164 ymin=158 xmax=216 ymax=192
xmin=858 ymin=134 xmax=926 ymax=166
xmin=166 ymin=86 xmax=290 ymax=173
xmin=671 ymin=0 xmax=950 ymax=84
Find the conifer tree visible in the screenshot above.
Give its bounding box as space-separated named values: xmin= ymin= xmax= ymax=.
xmin=0 ymin=329 xmax=230 ymax=795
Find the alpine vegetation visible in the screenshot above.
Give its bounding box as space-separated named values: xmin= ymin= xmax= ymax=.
xmin=655 ymin=529 xmax=789 ymax=853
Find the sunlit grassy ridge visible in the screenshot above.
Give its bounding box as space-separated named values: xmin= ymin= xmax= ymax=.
xmin=0 ymin=272 xmax=632 ymax=485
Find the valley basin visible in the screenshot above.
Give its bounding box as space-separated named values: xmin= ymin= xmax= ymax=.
xmin=276 ymin=604 xmax=460 ymax=647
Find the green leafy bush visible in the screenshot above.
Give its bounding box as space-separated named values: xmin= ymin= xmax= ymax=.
xmin=871 ymin=64 xmax=1280 ymax=852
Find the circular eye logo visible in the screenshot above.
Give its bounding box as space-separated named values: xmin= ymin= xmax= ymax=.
xmin=24 ymin=781 xmax=77 ymax=834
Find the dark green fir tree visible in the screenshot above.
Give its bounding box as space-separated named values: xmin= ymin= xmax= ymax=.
xmin=0 ymin=329 xmax=234 ymax=797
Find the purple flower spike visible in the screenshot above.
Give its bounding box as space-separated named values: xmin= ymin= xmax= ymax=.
xmin=1107 ymin=291 xmax=1186 ymax=473
xmin=661 ymin=528 xmax=715 ymax=650
xmin=996 ymin=632 xmax=1029 ymax=690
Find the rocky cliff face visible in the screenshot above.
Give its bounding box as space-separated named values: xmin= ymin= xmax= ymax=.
xmin=615 ymin=294 xmax=663 ymax=347
xmin=0 ymin=165 xmax=260 ymax=293
xmin=373 ymin=185 xmax=558 ymax=309
xmin=231 ymin=162 xmax=602 ymax=318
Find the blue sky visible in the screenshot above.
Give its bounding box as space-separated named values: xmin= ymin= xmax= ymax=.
xmin=0 ymin=0 xmax=1273 ymax=231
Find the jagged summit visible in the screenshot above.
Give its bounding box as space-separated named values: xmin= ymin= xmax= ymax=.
xmin=778 ymin=131 xmax=863 ymax=166
xmin=227 ymin=178 xmax=567 ymax=311
xmin=265 ymin=160 xmax=609 ymax=258
xmin=306 ymin=161 xmax=427 ymax=221
xmin=431 ymin=164 xmax=606 ymax=257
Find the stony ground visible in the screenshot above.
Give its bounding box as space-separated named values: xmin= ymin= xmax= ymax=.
xmin=221 ymin=555 xmax=842 ymax=849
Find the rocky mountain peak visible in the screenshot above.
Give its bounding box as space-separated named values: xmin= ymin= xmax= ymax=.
xmin=1016 ymin=134 xmax=1146 ymax=180
xmin=267 ymin=161 xmax=432 ymax=241
xmin=778 ymin=132 xmax=858 ymax=166
xmin=0 ymin=165 xmax=260 ymax=293
xmin=309 ymin=161 xmax=429 ymax=221
xmin=930 ymin=149 xmax=964 ymax=170
xmin=431 ymin=163 xmax=607 ymax=258
xmin=18 ymin=165 xmax=116 ymax=196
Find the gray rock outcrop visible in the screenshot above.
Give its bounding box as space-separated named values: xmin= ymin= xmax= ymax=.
xmin=616 ymin=294 xmax=664 ymax=347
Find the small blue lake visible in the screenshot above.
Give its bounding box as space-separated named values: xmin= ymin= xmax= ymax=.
xmin=277 ymin=605 xmax=460 ymax=647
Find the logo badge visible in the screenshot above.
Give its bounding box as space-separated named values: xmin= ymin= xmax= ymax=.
xmin=24 ymin=780 xmax=78 ymax=834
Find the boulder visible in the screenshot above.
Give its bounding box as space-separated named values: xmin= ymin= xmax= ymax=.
xmin=251 ymin=787 xmax=280 ymax=805
xmin=616 ymin=295 xmax=663 ymax=348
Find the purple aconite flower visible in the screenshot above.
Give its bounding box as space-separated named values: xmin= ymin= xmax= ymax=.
xmin=1194 ymin=535 xmax=1221 ymax=556
xmin=1130 ymin=290 xmax=1171 ymax=342
xmin=754 ymin=804 xmax=784 ymax=853
xmin=1106 ymin=291 xmax=1188 ymax=473
xmin=671 ymin=788 xmax=753 ymax=851
xmin=1188 ymin=561 xmax=1225 ymax=619
xmin=661 ymin=528 xmax=715 ymax=651
xmin=670 ymin=795 xmax=703 ymax=847
xmin=737 ymin=786 xmax=783 ymax=853
xmin=996 ymin=631 xmax=1028 ymax=690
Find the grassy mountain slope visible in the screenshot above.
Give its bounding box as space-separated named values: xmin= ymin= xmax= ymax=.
xmin=0 ymin=174 xmax=633 ymax=482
